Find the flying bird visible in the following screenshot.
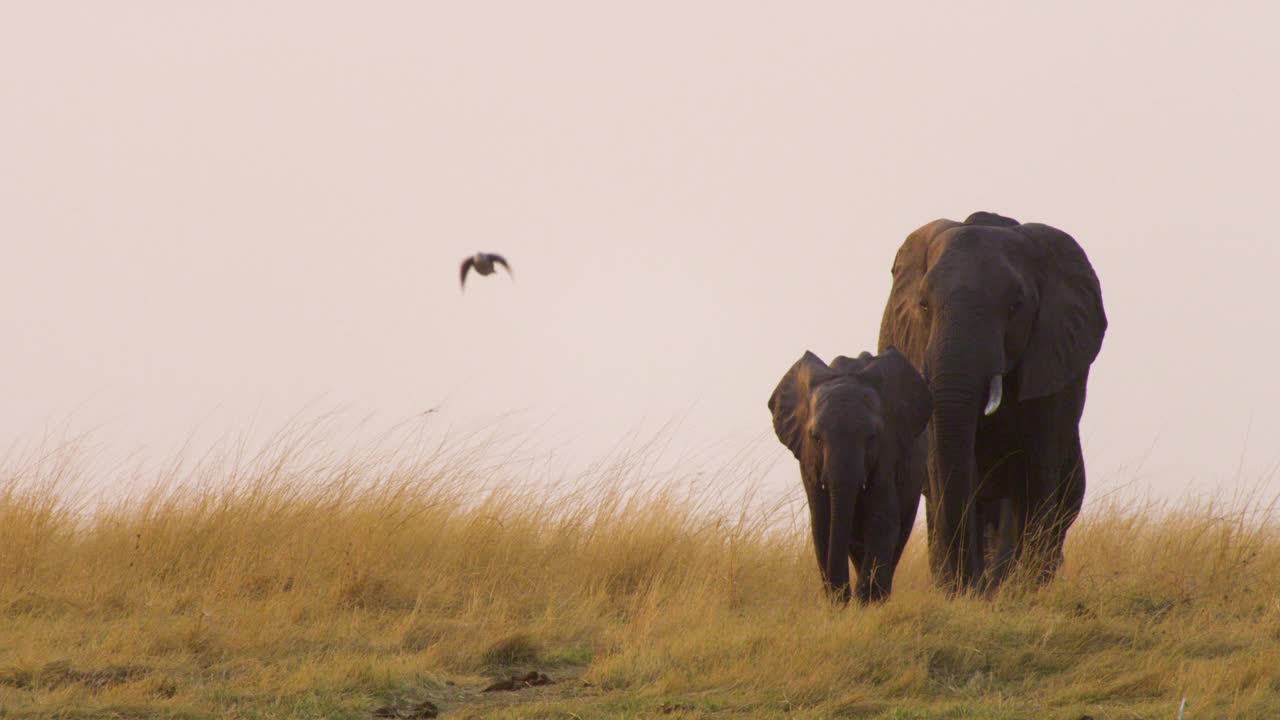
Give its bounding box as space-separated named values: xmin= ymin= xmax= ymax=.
xmin=459 ymin=252 xmax=512 ymax=290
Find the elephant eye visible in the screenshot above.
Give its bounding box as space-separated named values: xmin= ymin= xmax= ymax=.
xmin=918 ymin=300 xmax=930 ymax=313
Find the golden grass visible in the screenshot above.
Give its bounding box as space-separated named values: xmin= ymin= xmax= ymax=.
xmin=2 ymin=429 xmax=1279 ymax=719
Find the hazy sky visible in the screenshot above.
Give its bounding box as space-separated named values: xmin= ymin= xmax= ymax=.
xmin=3 ymin=2 xmax=1278 ymax=503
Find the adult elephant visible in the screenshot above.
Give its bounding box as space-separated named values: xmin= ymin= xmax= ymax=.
xmin=878 ymin=212 xmax=1107 ymax=593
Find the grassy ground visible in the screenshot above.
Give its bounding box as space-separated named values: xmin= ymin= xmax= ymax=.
xmin=2 ymin=433 xmax=1279 ymax=719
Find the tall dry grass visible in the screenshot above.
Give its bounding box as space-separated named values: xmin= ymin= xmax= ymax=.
xmin=2 ymin=426 xmax=1279 ymax=719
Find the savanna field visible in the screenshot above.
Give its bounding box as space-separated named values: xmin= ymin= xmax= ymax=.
xmin=3 ymin=429 xmax=1279 ymax=719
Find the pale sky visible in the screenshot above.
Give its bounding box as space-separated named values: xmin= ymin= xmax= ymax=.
xmin=3 ymin=2 xmax=1278 ymax=503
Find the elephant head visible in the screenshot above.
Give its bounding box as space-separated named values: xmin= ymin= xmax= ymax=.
xmin=878 ymin=212 xmax=1107 ymax=590
xmin=769 ymin=348 xmax=931 ymax=603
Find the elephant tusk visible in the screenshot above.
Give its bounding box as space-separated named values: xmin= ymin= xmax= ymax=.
xmin=984 ymin=375 xmax=1003 ymax=416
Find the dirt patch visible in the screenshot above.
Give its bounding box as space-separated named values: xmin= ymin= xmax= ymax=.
xmin=372 ymin=699 xmax=440 ymax=718
xmin=483 ymin=671 xmax=555 ymax=692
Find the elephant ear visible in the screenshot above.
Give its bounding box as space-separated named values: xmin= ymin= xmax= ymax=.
xmin=878 ymin=219 xmax=961 ymax=367
xmin=863 ymin=348 xmax=933 ymax=453
xmin=964 ymin=211 xmax=1020 ymax=227
xmin=768 ymin=351 xmax=833 ymax=460
xmin=1015 ymin=223 xmax=1108 ymax=400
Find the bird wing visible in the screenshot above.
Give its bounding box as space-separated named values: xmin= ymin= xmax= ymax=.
xmin=489 ymin=254 xmax=513 ymax=278
xmin=459 ymin=256 xmax=476 ymax=289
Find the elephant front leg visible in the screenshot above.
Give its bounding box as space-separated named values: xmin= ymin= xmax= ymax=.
xmin=853 ymin=535 xmax=898 ymax=603
xmin=1040 ymin=433 xmax=1086 ymax=582
xmin=804 ymin=481 xmax=833 ymax=589
xmin=853 ymin=484 xmax=901 ymax=603
xmin=1022 ymin=431 xmax=1082 ymax=586
xmin=1019 ymin=384 xmax=1089 ymax=585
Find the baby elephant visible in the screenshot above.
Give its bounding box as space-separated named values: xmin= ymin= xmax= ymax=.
xmin=769 ymin=348 xmax=931 ymax=603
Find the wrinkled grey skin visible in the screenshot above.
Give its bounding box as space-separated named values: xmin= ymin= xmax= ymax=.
xmin=769 ymin=349 xmax=932 ymax=604
xmin=878 ymin=212 xmax=1107 ymax=594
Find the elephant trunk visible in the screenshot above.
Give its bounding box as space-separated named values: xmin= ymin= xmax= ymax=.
xmin=925 ymin=319 xmax=1005 ymax=592
xmin=823 ymin=454 xmax=863 ymax=604
xmin=929 ymin=387 xmax=983 ymax=592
